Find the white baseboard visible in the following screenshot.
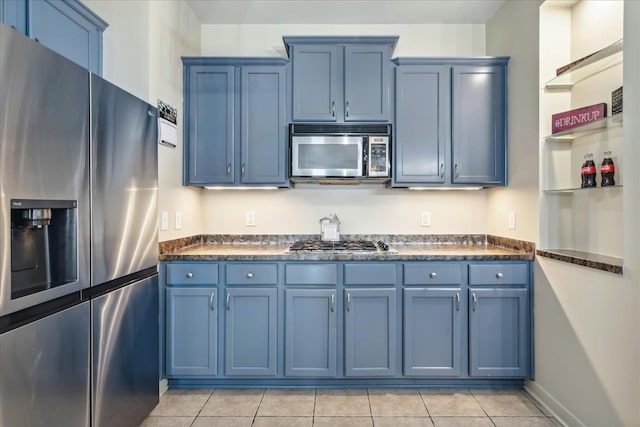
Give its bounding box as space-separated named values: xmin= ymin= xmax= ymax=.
xmin=159 ymin=378 xmax=169 ymax=397
xmin=525 ymin=380 xmax=584 ymax=427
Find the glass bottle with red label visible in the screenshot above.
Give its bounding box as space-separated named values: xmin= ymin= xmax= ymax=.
xmin=582 ymin=153 xmax=597 ymax=188
xmin=600 ymin=150 xmax=615 ymax=186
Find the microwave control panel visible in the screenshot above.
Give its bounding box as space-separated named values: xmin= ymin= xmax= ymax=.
xmin=367 ymin=137 xmax=390 ymax=177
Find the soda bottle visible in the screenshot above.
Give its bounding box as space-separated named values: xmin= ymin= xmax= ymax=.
xmin=600 ymin=151 xmax=615 ymax=186
xmin=582 ymin=153 xmax=597 ymax=188
xmin=580 ymin=155 xmax=588 ymax=188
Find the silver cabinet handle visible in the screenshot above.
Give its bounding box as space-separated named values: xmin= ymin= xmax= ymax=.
xmin=455 ymin=292 xmax=460 ymax=311
xmin=186 ymin=272 xmax=194 ymax=278
xmin=209 ymin=292 xmax=215 ymax=311
xmin=472 ymin=293 xmax=477 ymax=311
xmin=331 ymin=101 xmax=335 ymax=117
xmin=496 ymin=272 xmax=504 ymax=279
xmin=226 ymin=292 xmax=231 ymax=311
xmin=147 ymin=110 xmax=154 ymax=117
xmin=346 ymin=292 xmax=352 ymax=312
xmin=429 ymin=272 xmax=437 ymax=279
xmin=330 ymin=293 xmax=335 ymax=313
xmin=440 ymin=163 xmax=445 ymax=178
xmin=454 ymin=164 xmax=460 ymax=178
xmin=241 ymin=163 xmax=246 ymax=176
xmin=346 ymin=101 xmax=349 ymax=117
xmin=226 ymin=163 xmax=231 ymax=177
xmin=246 ymin=272 xmax=254 ymax=279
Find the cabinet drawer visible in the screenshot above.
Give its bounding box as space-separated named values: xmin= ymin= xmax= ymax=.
xmin=468 ymin=264 xmax=528 ymax=285
xmin=166 ymin=263 xmax=219 ymax=285
xmin=403 ymin=264 xmax=463 ymax=285
xmin=226 ymin=264 xmax=278 ymax=285
xmin=285 ymin=264 xmax=337 ymax=285
xmin=344 ymin=264 xmax=396 ymax=285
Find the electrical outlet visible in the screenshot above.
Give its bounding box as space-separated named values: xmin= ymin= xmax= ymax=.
xmin=420 ymin=211 xmax=431 ymax=227
xmin=508 ymin=211 xmax=516 ymax=230
xmin=246 ymin=211 xmax=256 ymax=227
xmin=160 ymin=211 xmax=169 ymax=231
xmin=175 ymin=211 xmax=182 ymax=230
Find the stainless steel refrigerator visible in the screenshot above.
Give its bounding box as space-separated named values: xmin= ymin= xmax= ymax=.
xmin=0 ymin=23 xmax=159 ymax=427
xmin=89 ymin=74 xmax=159 ymax=427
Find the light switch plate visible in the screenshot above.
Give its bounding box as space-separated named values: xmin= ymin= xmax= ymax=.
xmin=175 ymin=211 xmax=182 ymax=230
xmin=508 ymin=211 xmax=516 ymax=229
xmin=160 ymin=211 xmax=169 ymax=231
xmin=421 ymin=211 xmax=431 ymax=227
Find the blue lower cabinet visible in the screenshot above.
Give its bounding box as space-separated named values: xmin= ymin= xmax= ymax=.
xmin=468 ymin=288 xmax=528 ymax=377
xmin=285 ymin=289 xmax=337 ymax=377
xmin=225 ymin=287 xmax=278 ymax=376
xmin=344 ymin=288 xmax=397 ymax=377
xmin=403 ymin=288 xmax=462 ymax=377
xmin=1 ymin=0 xmax=27 ymax=33
xmin=166 ymin=287 xmax=218 ymax=377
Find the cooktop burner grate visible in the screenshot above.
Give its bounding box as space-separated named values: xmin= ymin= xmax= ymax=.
xmin=289 ymin=239 xmax=379 ymax=252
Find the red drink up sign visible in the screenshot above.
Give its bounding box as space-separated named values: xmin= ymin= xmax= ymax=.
xmin=551 ymin=103 xmax=607 ymax=134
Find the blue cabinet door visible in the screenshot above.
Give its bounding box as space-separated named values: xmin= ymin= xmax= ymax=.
xmin=166 ymin=287 xmax=218 ymax=377
xmin=1 ymin=0 xmax=27 ymax=33
xmin=469 ymin=288 xmax=528 ymax=377
xmin=225 ymin=287 xmax=277 ymax=376
xmin=284 ymin=289 xmax=337 ymax=377
xmin=452 ymin=65 xmax=506 ymax=185
xmin=185 ymin=65 xmax=235 ymax=185
xmin=29 ymin=0 xmax=106 ymax=74
xmin=344 ymin=288 xmax=397 ymax=377
xmin=344 ymin=45 xmax=391 ymax=122
xmin=403 ymin=288 xmax=462 ymax=377
xmin=291 ymin=45 xmax=339 ymax=122
xmin=241 ymin=66 xmax=287 ymax=185
xmin=394 ymin=65 xmax=450 ymax=184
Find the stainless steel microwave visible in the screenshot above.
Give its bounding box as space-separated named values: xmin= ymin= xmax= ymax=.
xmin=290 ymin=124 xmax=391 ymax=178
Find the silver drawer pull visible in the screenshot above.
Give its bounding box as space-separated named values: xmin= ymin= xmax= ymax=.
xmin=456 ymin=292 xmax=460 ymax=311
xmin=226 ymin=292 xmax=231 ymax=311
xmin=429 ymin=272 xmax=437 ymax=279
xmin=472 ymin=293 xmax=477 ymax=311
xmin=330 ymin=293 xmax=335 ymax=312
xmin=346 ymin=292 xmax=352 ymax=312
xmin=496 ymin=272 xmax=504 ymax=279
xmin=247 ymin=272 xmax=254 ymax=279
xmin=209 ymin=292 xmax=215 ymax=311
xmin=186 ymin=272 xmax=194 ymax=278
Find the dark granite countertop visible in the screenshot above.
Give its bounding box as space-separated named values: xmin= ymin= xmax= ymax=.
xmin=159 ymin=234 xmax=535 ymax=262
xmin=536 ymin=248 xmax=623 ymax=275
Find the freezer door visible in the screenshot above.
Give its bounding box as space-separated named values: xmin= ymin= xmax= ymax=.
xmin=92 ymin=274 xmax=159 ymax=427
xmin=90 ymin=75 xmax=158 ymax=285
xmin=0 ymin=302 xmax=90 ymax=427
xmin=0 ymin=24 xmax=90 ymax=315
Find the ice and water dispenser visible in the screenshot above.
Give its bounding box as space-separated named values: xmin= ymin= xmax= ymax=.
xmin=10 ymin=199 xmax=78 ymax=299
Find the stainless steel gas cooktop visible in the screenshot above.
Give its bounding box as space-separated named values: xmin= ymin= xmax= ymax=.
xmin=288 ymin=239 xmax=390 ymax=253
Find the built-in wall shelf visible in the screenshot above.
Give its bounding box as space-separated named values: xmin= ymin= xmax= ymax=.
xmin=536 ymin=248 xmax=623 ymax=275
xmin=544 ymin=113 xmax=623 ymax=142
xmin=543 ymin=38 xmax=623 ymax=89
xmin=544 ymin=184 xmax=622 ymax=194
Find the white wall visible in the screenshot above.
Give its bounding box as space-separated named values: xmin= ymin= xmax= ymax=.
xmin=486 ymin=0 xmax=541 ymax=243
xmin=200 ymin=24 xmax=485 ymax=57
xmin=82 ymin=0 xmax=204 ymax=242
xmin=526 ymin=1 xmax=639 ymax=426
xmin=199 ymin=23 xmax=489 ymax=235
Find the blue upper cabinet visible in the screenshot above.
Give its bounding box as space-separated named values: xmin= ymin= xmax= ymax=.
xmin=182 ymin=58 xmax=289 ymax=187
xmin=290 ymin=45 xmax=340 ymax=121
xmin=1 ymin=0 xmax=27 ymax=33
xmin=1 ymin=0 xmax=107 ymax=74
xmin=186 ymin=65 xmax=235 ymax=185
xmin=393 ymin=58 xmax=509 ymax=187
xmin=394 ymin=65 xmax=450 ymax=184
xmin=452 ymin=64 xmax=506 ymax=185
xmin=284 ymin=36 xmax=398 ymax=123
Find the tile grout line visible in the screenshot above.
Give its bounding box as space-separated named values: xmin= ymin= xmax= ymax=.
xmin=312 ymin=388 xmax=317 ymax=424
xmin=253 ymin=388 xmax=267 ymax=425
xmin=190 ymin=388 xmax=215 ymax=427
xmin=469 ymin=387 xmax=497 ymax=426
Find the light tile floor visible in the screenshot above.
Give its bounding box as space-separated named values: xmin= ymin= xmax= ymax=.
xmin=141 ymin=388 xmax=562 ymax=427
